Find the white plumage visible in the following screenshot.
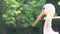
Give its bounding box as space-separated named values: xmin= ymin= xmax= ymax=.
xmin=43 ymin=4 xmax=59 ymax=34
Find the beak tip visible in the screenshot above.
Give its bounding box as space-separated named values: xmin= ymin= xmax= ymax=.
xmin=32 ymin=24 xmax=35 ymax=27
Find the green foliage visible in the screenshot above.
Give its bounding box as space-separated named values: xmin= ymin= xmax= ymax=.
xmin=2 ymin=0 xmax=46 ymax=28
xmin=3 ymin=0 xmax=21 ymax=27
xmin=19 ymin=0 xmax=46 ymax=27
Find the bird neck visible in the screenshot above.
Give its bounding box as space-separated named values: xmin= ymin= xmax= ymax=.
xmin=43 ymin=15 xmax=53 ymax=34
xmin=44 ymin=15 xmax=53 ymax=29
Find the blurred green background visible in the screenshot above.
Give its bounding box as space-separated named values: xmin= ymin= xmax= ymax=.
xmin=0 ymin=0 xmax=60 ymax=34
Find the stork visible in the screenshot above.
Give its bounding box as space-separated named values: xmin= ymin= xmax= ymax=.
xmin=32 ymin=3 xmax=59 ymax=34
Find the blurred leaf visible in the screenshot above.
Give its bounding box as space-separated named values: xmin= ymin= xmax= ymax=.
xmin=14 ymin=10 xmax=21 ymax=14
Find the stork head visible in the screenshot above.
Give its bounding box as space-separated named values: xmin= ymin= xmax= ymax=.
xmin=42 ymin=3 xmax=55 ymax=16
xmin=32 ymin=3 xmax=55 ymax=27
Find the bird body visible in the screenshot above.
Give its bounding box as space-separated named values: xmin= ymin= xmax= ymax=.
xmin=32 ymin=3 xmax=59 ymax=34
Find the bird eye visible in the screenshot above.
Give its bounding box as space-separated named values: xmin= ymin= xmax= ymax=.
xmin=42 ymin=7 xmax=45 ymax=10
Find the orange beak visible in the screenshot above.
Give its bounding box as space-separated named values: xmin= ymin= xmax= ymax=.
xmin=32 ymin=11 xmax=45 ymax=27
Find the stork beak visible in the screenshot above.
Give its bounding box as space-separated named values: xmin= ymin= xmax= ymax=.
xmin=32 ymin=11 xmax=45 ymax=27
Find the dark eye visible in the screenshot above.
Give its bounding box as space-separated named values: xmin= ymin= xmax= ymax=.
xmin=42 ymin=7 xmax=45 ymax=10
